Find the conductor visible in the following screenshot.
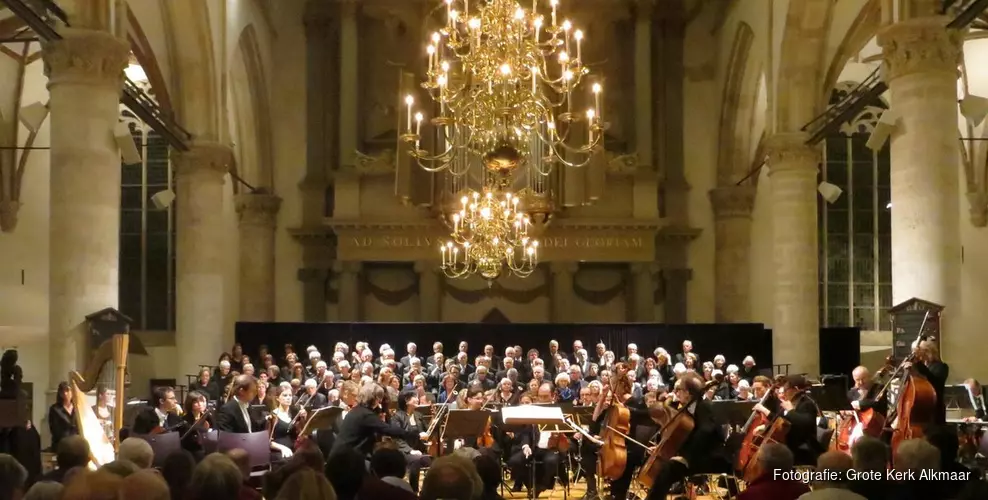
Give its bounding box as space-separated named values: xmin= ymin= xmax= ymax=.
xmin=215 ymin=375 xmax=264 ymax=433
xmin=332 ymin=383 xmax=426 ymax=458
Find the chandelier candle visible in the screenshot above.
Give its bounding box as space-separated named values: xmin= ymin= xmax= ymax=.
xmin=400 ymin=0 xmax=604 ymax=173
xmin=440 ymin=190 xmax=539 ymax=280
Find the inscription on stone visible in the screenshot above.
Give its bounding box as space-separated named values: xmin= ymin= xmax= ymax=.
xmin=348 ymin=235 xmax=644 ymax=249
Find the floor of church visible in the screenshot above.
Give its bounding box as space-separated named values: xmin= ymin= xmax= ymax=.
xmin=500 ymin=482 xmax=726 ymax=499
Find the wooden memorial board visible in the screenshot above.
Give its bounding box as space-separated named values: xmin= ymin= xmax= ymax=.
xmin=889 ymin=298 xmax=943 ymax=360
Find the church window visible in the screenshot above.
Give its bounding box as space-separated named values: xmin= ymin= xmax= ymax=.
xmin=818 ymin=83 xmax=892 ymax=331
xmin=118 ymin=110 xmax=176 ymax=331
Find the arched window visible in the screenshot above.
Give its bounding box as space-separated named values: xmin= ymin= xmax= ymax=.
xmin=119 ymin=110 xmax=176 ymax=331
xmin=818 ymin=83 xmax=892 ymax=331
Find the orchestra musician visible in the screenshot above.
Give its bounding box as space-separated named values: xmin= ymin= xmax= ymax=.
xmin=391 ymin=391 xmax=432 ymax=494
xmin=299 ymin=378 xmax=328 ymax=410
xmin=180 ymin=390 xmax=214 ymax=460
xmin=848 ymin=366 xmax=888 ymax=414
xmin=962 ymin=379 xmax=985 ymax=421
xmin=902 ymin=339 xmax=949 ymax=425
xmin=750 ymin=375 xmax=772 ymax=401
xmin=586 ymin=363 xmax=649 ymax=500
xmin=47 ymin=382 xmax=78 ymax=450
xmin=215 ymin=375 xmax=265 ymax=433
xmin=752 ymin=374 xmax=822 ymax=466
xmin=506 ymin=383 xmax=562 ymax=497
xmin=642 ymin=372 xmax=724 ymax=500
xmin=332 ymin=383 xmax=425 ymax=459
xmin=92 ymin=385 xmax=115 ymax=442
xmin=133 ymin=386 xmax=184 ymax=434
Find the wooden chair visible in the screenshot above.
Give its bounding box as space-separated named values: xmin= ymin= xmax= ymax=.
xmin=216 ymin=430 xmax=271 ymax=477
xmin=132 ymin=432 xmax=182 ymax=468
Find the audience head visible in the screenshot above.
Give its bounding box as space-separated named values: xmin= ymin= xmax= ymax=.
xmin=275 ymin=469 xmax=337 ymax=500
xmin=894 ymin=438 xmax=940 ymax=473
xmin=814 ymin=451 xmax=854 ymax=488
xmin=756 ymin=443 xmax=794 ymax=478
xmin=233 ymin=374 xmax=258 ymax=402
xmin=473 ymin=454 xmax=501 ymax=492
xmin=56 ymin=436 xmax=91 ymax=470
xmin=225 ymin=449 xmax=251 ymax=480
xmin=0 ymin=454 xmax=27 ymax=500
xmin=100 ymin=459 xmax=141 ymax=477
xmin=325 ymin=447 xmax=366 ymax=500
xmin=22 ymin=481 xmax=62 ymax=500
xmin=371 ymin=447 xmax=407 ymax=479
xmin=161 ymin=450 xmax=195 ymax=500
xmin=190 ymin=453 xmax=243 ymax=500
xmin=421 ymin=455 xmax=482 ymax=500
xmin=62 ymin=470 xmax=123 ymax=500
xmin=925 ymin=425 xmax=959 ymax=465
xmin=118 ymin=438 xmax=154 ymax=469
xmin=120 ymin=469 xmax=170 ymax=500
xmin=851 ymin=436 xmax=888 ymax=473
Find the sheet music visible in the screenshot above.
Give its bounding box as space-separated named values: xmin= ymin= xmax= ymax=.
xmin=502 ymin=404 xmax=565 ymax=424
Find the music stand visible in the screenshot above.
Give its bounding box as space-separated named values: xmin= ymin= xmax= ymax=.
xmin=710 ymin=401 xmax=755 ymax=428
xmin=569 ymin=406 xmax=596 ymax=428
xmin=502 ymin=405 xmax=570 ymax=500
xmin=299 ymin=406 xmax=343 ymax=437
xmin=810 ymin=384 xmax=852 ymax=413
xmin=442 ymin=410 xmax=493 ymax=440
xmin=944 ymin=385 xmax=976 ymax=419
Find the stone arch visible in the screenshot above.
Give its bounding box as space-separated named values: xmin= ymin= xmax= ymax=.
xmin=161 ymin=0 xmax=219 ymax=140
xmin=230 ymin=24 xmax=274 ymax=190
xmin=716 ymin=22 xmax=758 ymax=186
xmin=821 ymin=1 xmax=882 ymax=99
xmin=124 ymin=4 xmax=172 ymax=113
xmin=775 ymin=0 xmax=835 ymax=131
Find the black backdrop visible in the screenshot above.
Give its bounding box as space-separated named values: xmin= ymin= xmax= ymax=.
xmin=235 ymin=322 xmax=860 ymax=376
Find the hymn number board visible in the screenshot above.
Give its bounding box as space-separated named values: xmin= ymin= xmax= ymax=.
xmin=889 ymin=298 xmax=943 ymax=360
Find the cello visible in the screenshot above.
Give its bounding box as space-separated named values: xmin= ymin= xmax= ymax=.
xmin=593 ymin=363 xmax=633 ymax=481
xmin=735 ymin=376 xmax=784 ymax=476
xmin=637 ymin=380 xmax=717 ymax=489
xmin=832 ymin=360 xmax=896 ymax=454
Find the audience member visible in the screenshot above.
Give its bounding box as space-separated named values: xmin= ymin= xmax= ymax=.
xmin=736 ymin=443 xmax=810 ymax=500
xmin=99 ymin=459 xmax=141 ymax=477
xmin=61 ymin=470 xmax=123 ymax=500
xmin=848 ymin=437 xmax=889 ymax=500
xmin=22 ymin=481 xmax=62 ymax=500
xmin=161 ymin=450 xmax=196 ymax=500
xmin=925 ymin=425 xmax=976 ymax=498
xmin=797 ymin=451 xmax=865 ymax=499
xmin=421 ymin=454 xmax=483 ymax=500
xmin=118 ymin=438 xmax=154 ymax=469
xmin=891 ymin=439 xmax=939 ymax=500
xmin=473 ymin=453 xmax=506 ymax=500
xmin=275 ymin=468 xmax=337 ymax=500
xmin=324 ymin=448 xmax=365 ymax=500
xmin=371 ymin=447 xmax=413 ymax=493
xmin=0 ymin=453 xmax=28 ymax=500
xmin=189 ymin=453 xmax=243 ymax=500
xmin=120 ymin=469 xmax=170 ymax=500
xmin=39 ymin=435 xmax=88 ymax=483
xmin=225 ymin=449 xmax=262 ymax=500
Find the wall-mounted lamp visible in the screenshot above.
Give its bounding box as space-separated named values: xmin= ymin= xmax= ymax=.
xmin=866 ymin=108 xmax=899 ymax=151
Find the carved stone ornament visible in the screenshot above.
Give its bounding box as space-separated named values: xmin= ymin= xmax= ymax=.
xmin=708 ymin=186 xmax=756 ymax=219
xmin=765 ymin=132 xmax=819 ymax=176
xmin=235 ymin=193 xmax=282 ymax=227
xmin=42 ymin=28 xmax=130 ymax=88
xmin=173 ymin=142 xmax=234 ymax=178
xmin=351 ymin=149 xmax=396 ymax=176
xmin=877 ymin=17 xmax=963 ymax=82
xmin=0 ymin=200 xmax=21 ymax=233
xmin=606 ymin=152 xmax=639 ymax=176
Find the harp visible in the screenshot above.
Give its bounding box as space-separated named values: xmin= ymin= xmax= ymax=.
xmin=69 ymin=333 xmax=129 ymax=468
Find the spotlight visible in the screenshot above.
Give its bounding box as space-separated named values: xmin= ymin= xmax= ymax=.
xmin=960 ymin=95 xmax=988 ymax=128
xmin=114 ymin=123 xmax=141 ymax=165
xmin=865 ymin=108 xmax=898 ymax=151
xmin=818 ymin=181 xmax=842 ymax=204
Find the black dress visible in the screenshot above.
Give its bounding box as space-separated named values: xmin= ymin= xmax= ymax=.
xmin=270 ymin=411 xmax=296 ymax=450
xmin=47 ymin=404 xmax=78 ymax=450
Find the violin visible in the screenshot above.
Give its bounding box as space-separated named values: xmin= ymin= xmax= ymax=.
xmin=180 ymin=409 xmax=213 ymax=444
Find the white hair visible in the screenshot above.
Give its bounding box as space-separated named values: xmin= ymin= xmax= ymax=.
xmin=383 ymin=349 xmax=395 ymax=357
xmin=304 ymin=378 xmax=318 ymax=389
xmin=118 ymin=437 xmax=154 ymax=469
xmin=743 ymin=356 xmax=755 ymax=365
xmin=361 ymin=349 xmax=373 ymax=357
xmin=333 ymin=352 xmax=345 ymax=361
xmin=379 ymin=343 xmax=391 ymax=354
xmin=316 ymin=360 xmax=327 ymax=369
xmin=649 ymin=369 xmax=659 ymax=379
xmin=361 ymin=362 xmax=374 ymax=372
xmin=407 ymin=342 xmax=416 ymax=350
xmin=577 ymin=348 xmax=587 ymax=357
xmin=627 ymin=343 xmax=638 ymax=350
xmin=629 ymin=354 xmax=640 ymax=362
xmin=654 ymin=347 xmax=668 ymax=357
xmin=738 ymin=379 xmax=751 ymax=389
xmin=550 ymin=340 xmax=559 ymax=347
xmin=306 ymin=345 xmax=318 ymax=353
xmin=337 ymin=360 xmax=350 ymax=370
xmin=646 ymin=379 xmax=660 ymax=391
xmin=712 ymin=369 xmax=723 ymax=378
xmin=554 ymin=372 xmax=568 ymax=384
xmin=477 ymin=365 xmax=488 ymax=374
xmin=702 ymin=361 xmax=714 ymax=370
xmin=714 ymin=354 xmax=726 ymax=363
xmin=409 ymin=356 xmax=421 ymax=366
xmin=673 ymin=363 xmax=687 ymax=375
xmin=219 ymin=360 xmax=230 ymax=369
xmin=279 ymin=381 xmax=292 ymax=391
xmin=726 ymin=364 xmax=739 ymax=374
xmin=309 ymin=351 xmax=321 ymax=360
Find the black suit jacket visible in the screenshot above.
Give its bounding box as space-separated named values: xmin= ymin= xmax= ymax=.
xmin=214 ymin=399 xmax=263 ymax=433
xmin=301 ymin=392 xmax=328 ymax=410
xmin=913 ymin=360 xmax=949 ymax=425
xmin=390 ymin=411 xmax=426 ymax=454
xmin=848 ymin=384 xmax=888 ymax=415
xmin=132 ymin=407 xmax=185 ymax=435
xmin=678 ymin=399 xmax=724 ymax=471
xmin=780 ymin=396 xmax=822 ymax=465
xmin=332 ymin=405 xmax=419 ymax=457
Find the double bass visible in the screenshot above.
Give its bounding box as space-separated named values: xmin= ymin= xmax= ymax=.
xmin=889 ymin=353 xmax=938 ymax=454
xmin=735 ymin=376 xmax=784 ymax=477
xmin=592 ymin=383 xmax=630 ymax=481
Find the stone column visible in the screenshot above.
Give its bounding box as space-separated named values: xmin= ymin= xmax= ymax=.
xmin=766 ymin=132 xmax=820 ymax=376
xmin=661 ymin=268 xmax=692 ymax=323
xmin=634 ymin=0 xmax=653 ymax=170
xmin=415 ymin=261 xmax=443 ymax=322
xmin=174 ymin=143 xmax=232 ymax=380
xmin=335 ymin=261 xmax=362 ymax=321
xmin=338 ymin=0 xmax=359 ymax=169
xmin=709 ymin=186 xmax=756 ymax=322
xmin=630 ymin=264 xmax=657 ymax=322
xmin=43 ymin=28 xmax=129 ymax=387
xmin=878 ymin=18 xmax=963 ymax=373
xmin=235 ymin=193 xmax=282 ymax=322
xmin=550 ymin=263 xmax=577 ymax=322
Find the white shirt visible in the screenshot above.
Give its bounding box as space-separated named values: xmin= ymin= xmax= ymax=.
xmin=234 ymin=397 xmax=252 ymax=432
xmin=154 ymin=408 xmax=167 ymax=427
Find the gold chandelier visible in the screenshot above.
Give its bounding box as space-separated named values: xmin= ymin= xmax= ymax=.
xmin=401 ymin=0 xmax=604 ymax=176
xmin=440 ymin=181 xmax=539 ymax=280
